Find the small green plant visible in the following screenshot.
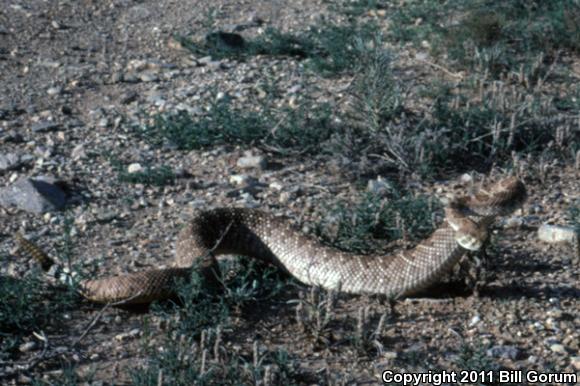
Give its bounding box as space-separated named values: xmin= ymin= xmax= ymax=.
xmin=336 ymin=0 xmax=389 ymax=16
xmin=141 ymin=95 xmax=335 ymax=154
xmin=316 ymin=190 xmax=439 ymax=254
xmin=0 ymin=274 xmax=52 ymax=335
xmin=221 ymin=256 xmax=288 ymax=310
xmin=345 ymin=44 xmax=409 ymax=169
xmin=351 ymin=48 xmax=403 ymax=133
xmin=151 ymin=255 xmax=291 ymax=337
xmin=304 ymin=21 xmax=380 ymax=76
xmin=131 ymin=329 xmax=300 ymax=385
xmin=143 ymin=98 xmax=267 ymax=150
xmin=118 ymin=165 xmax=176 ymax=186
xmin=1 ymin=221 xmax=80 ymax=362
xmin=108 ymin=155 xmax=176 ymax=187
xmin=397 ymin=76 xmax=576 ymax=175
xmin=150 ymin=261 xmax=230 ymax=336
xmin=0 ymin=273 xmax=78 ymax=361
xmin=455 ymin=341 xmax=498 ymax=372
xmin=351 ymin=306 xmax=388 ymax=355
xmin=567 ymin=202 xmax=580 ymax=229
xmin=293 ymin=287 xmax=335 ymax=345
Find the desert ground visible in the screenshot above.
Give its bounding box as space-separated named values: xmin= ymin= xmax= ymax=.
xmin=1 ymin=0 xmax=578 ymax=384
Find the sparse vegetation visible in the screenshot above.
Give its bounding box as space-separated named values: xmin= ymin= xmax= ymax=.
xmin=131 ymin=328 xmax=300 ymax=385
xmin=350 ymin=306 xmax=388 ymax=355
xmin=568 ymin=202 xmax=580 ymax=229
xmin=178 ymin=19 xmax=380 ymax=76
xmin=150 ymin=255 xmax=290 ymax=336
xmin=0 ymin=271 xmax=79 ymax=366
xmin=0 ymin=275 xmax=51 ymax=341
xmin=108 ymin=155 xmax=177 ymax=187
xmin=118 ymin=164 xmax=176 ymax=186
xmin=336 ymin=0 xmax=389 ymax=17
xmin=455 ymin=341 xmax=498 ymax=372
xmin=141 ymin=95 xmax=335 ymax=154
xmin=132 ymin=257 xmax=298 ymax=385
xmin=391 ymin=0 xmax=580 ymax=71
xmin=294 ymin=287 xmax=336 ymax=345
xmin=2 ymin=0 xmax=579 ymax=382
xmin=316 ymin=190 xmax=439 ymax=254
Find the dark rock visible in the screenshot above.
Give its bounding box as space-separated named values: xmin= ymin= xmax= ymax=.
xmin=486 ymin=345 xmax=520 ymax=360
xmin=205 ymin=31 xmax=245 ymax=53
xmin=31 ymin=121 xmax=60 ymax=133
xmin=0 ymin=153 xmax=23 ymax=172
xmin=120 ymin=91 xmax=138 ymax=104
xmin=0 ymin=177 xmax=66 ymax=213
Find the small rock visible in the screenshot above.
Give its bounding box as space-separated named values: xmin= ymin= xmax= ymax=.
xmin=367 ymin=176 xmax=393 ymax=195
xmin=0 ymin=153 xmax=22 ymax=172
xmin=97 ymin=118 xmax=109 ymax=128
xmin=110 ymin=72 xmax=124 ymax=83
xmin=197 ymin=56 xmax=214 ymax=65
xmin=46 ymin=86 xmax=62 ymax=96
xmin=236 ymin=154 xmax=266 ymax=170
xmin=0 ymin=177 xmax=66 ymax=213
xmin=269 ymin=181 xmax=283 ymax=191
xmin=468 ymin=315 xmax=481 ymax=327
xmin=122 ymin=73 xmax=139 ymax=83
xmin=486 ymin=345 xmax=520 ymax=360
xmin=383 ymin=351 xmax=398 ymax=360
xmin=549 ymin=344 xmax=567 ymax=354
xmin=571 ymin=356 xmax=580 ymax=370
xmin=279 ymin=191 xmax=292 ymax=204
xmin=139 ymin=72 xmax=159 ymax=83
xmin=205 ymin=31 xmax=245 ymax=50
xmin=288 ymin=84 xmax=302 ymax=94
xmin=127 ymin=163 xmax=143 ymax=174
xmin=19 ymin=341 xmax=37 ymax=352
xmin=460 ymin=173 xmax=473 ymax=183
xmin=115 ymin=328 xmax=141 ymax=342
xmin=31 ymin=121 xmax=59 ymax=133
xmin=229 ymin=174 xmax=250 ymax=185
xmin=120 ymin=91 xmax=138 ymax=104
xmin=71 ymin=144 xmax=86 ymax=160
xmin=546 ymin=309 xmax=563 ymax=319
xmin=504 ymin=216 xmax=524 ymax=229
xmin=95 ymin=210 xmax=117 ymax=223
xmin=538 ymin=224 xmax=578 ymax=244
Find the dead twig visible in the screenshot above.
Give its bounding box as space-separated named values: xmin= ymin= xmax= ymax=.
xmin=415 ymin=58 xmax=464 ymax=80
xmin=74 ymin=290 xmax=146 ymax=346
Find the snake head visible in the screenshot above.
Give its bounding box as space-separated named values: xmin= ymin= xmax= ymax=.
xmin=470 ymin=177 xmax=527 ymax=216
xmin=445 ymin=176 xmax=526 ymax=250
xmin=445 ymin=209 xmax=488 ymax=251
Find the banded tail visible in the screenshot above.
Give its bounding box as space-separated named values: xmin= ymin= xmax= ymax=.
xmin=15 ymin=233 xmax=55 ymax=272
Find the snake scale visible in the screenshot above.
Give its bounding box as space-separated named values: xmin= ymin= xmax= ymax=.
xmin=16 ymin=177 xmax=526 ymax=304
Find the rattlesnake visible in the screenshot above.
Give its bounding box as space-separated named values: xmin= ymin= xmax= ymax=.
xmin=16 ymin=177 xmax=526 ymax=304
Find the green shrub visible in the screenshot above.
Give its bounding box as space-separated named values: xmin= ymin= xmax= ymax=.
xmin=141 ymin=97 xmax=335 ymax=154
xmin=316 ymin=190 xmax=439 ymax=254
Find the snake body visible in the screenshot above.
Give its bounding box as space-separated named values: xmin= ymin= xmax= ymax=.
xmin=16 ymin=177 xmax=526 ymax=304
